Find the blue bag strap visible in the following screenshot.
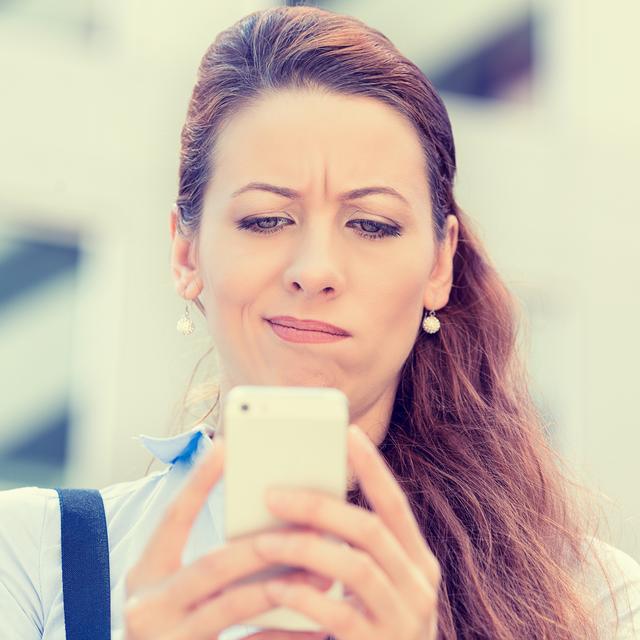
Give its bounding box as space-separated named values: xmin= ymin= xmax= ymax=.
xmin=54 ymin=488 xmax=111 ymax=640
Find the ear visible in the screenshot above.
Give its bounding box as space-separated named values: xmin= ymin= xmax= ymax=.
xmin=423 ymin=215 xmax=459 ymax=310
xmin=169 ymin=205 xmax=201 ymax=297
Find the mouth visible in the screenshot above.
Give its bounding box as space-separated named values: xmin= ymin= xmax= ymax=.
xmin=266 ymin=316 xmax=351 ymax=337
xmin=265 ymin=317 xmax=351 ymax=344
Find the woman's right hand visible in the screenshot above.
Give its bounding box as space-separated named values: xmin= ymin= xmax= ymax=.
xmin=123 ymin=436 xmax=330 ymax=640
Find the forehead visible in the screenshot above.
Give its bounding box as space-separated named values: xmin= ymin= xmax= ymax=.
xmin=209 ymin=89 xmax=428 ymax=204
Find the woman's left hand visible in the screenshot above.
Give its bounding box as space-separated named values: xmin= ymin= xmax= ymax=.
xmin=252 ymin=423 xmax=441 ymax=640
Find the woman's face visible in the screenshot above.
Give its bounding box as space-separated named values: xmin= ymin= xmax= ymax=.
xmin=171 ymin=88 xmax=458 ymax=439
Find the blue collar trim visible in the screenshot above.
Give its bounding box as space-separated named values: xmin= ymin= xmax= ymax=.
xmin=133 ymin=423 xmax=216 ymax=464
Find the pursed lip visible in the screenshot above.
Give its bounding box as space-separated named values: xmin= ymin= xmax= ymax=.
xmin=266 ymin=316 xmax=351 ymax=336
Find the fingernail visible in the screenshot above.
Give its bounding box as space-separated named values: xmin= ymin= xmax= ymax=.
xmin=349 ymin=425 xmax=373 ymax=447
xmin=304 ymin=573 xmax=333 ymax=590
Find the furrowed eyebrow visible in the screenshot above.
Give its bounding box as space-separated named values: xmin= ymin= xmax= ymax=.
xmin=231 ymin=182 xmax=409 ymax=206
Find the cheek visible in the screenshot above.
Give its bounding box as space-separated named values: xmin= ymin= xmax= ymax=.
xmin=360 ymin=249 xmax=428 ymax=315
xmin=354 ymin=249 xmax=428 ymax=364
xmin=201 ymin=233 xmax=275 ymax=304
xmin=370 ymin=253 xmax=427 ymax=363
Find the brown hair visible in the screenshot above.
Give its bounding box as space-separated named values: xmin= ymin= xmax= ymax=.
xmin=160 ymin=6 xmax=620 ymax=637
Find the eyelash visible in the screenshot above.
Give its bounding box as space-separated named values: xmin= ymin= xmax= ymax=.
xmin=236 ymin=216 xmax=402 ymax=240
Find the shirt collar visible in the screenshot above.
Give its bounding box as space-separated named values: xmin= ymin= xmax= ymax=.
xmin=133 ymin=422 xmax=218 ymax=465
xmin=134 ymin=424 xmax=261 ymax=635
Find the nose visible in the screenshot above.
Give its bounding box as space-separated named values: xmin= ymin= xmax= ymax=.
xmin=282 ymin=225 xmax=345 ymax=299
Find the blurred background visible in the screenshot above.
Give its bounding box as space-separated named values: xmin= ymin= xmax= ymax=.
xmin=0 ymin=0 xmax=638 ymax=560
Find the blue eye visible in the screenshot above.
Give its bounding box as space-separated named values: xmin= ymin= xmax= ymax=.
xmin=236 ymin=216 xmax=402 ymax=240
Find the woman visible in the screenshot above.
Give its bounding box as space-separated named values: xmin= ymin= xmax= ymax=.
xmin=1 ymin=5 xmax=639 ymax=639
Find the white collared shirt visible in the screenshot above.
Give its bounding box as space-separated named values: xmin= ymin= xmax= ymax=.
xmin=1 ymin=423 xmax=639 ymax=639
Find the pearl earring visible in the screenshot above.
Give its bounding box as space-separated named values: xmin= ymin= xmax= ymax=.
xmin=176 ymin=302 xmax=195 ymax=335
xmin=422 ymin=308 xmax=441 ymax=334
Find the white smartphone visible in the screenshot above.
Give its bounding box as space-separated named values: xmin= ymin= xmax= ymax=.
xmin=221 ymin=384 xmax=349 ymax=632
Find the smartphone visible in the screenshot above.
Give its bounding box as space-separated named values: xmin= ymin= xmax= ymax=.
xmin=221 ymin=384 xmax=349 ymax=632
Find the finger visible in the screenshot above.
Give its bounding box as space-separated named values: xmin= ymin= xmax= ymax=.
xmin=347 ymin=425 xmax=441 ymax=585
xmin=158 ymin=577 xmax=321 ymax=640
xmin=263 ymin=580 xmax=374 ymax=640
xmin=283 ymin=569 xmax=334 ymax=592
xmin=264 ymin=486 xmax=433 ymax=616
xmin=254 ymin=531 xmax=406 ymax=627
xmin=126 ymin=551 xmax=329 ymax=639
xmin=161 ymin=532 xmax=332 ymax=613
xmin=135 ymin=436 xmax=225 ymax=587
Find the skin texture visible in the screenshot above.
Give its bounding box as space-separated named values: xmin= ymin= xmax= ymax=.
xmin=170 ymin=88 xmax=459 ymax=491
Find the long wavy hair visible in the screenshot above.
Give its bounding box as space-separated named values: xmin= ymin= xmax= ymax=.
xmin=154 ymin=6 xmax=620 ymax=638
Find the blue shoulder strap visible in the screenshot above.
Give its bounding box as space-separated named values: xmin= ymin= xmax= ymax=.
xmin=54 ymin=488 xmax=111 ymax=640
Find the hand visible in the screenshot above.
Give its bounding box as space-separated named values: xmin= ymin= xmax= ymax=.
xmin=252 ymin=424 xmax=441 ymax=640
xmin=123 ymin=436 xmax=332 ymax=640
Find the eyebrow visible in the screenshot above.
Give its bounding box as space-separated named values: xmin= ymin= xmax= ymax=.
xmin=231 ymin=182 xmax=410 ymax=206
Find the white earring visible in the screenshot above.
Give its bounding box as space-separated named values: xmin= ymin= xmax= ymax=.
xmin=422 ymin=309 xmax=441 ymax=334
xmin=176 ymin=302 xmax=195 ymax=335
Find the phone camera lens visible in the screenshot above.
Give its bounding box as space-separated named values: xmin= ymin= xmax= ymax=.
xmin=241 ymin=403 xmax=249 ymax=412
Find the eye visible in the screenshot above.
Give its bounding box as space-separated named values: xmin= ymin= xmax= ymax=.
xmin=349 ymin=218 xmax=402 ymax=240
xmin=236 ymin=216 xmax=402 ymax=240
xmin=236 ymin=216 xmax=293 ymax=235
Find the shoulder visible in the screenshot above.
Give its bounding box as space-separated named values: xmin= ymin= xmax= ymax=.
xmin=0 ymin=469 xmax=171 ymax=636
xmin=0 ymin=470 xmax=169 ymax=574
xmin=0 ymin=486 xmax=57 ymax=637
xmin=0 ymin=469 xmax=172 ymax=546
xmin=581 ymin=536 xmax=640 ymax=638
xmin=0 ymin=485 xmax=56 ymax=567
xmin=591 ymin=537 xmax=640 ymax=580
